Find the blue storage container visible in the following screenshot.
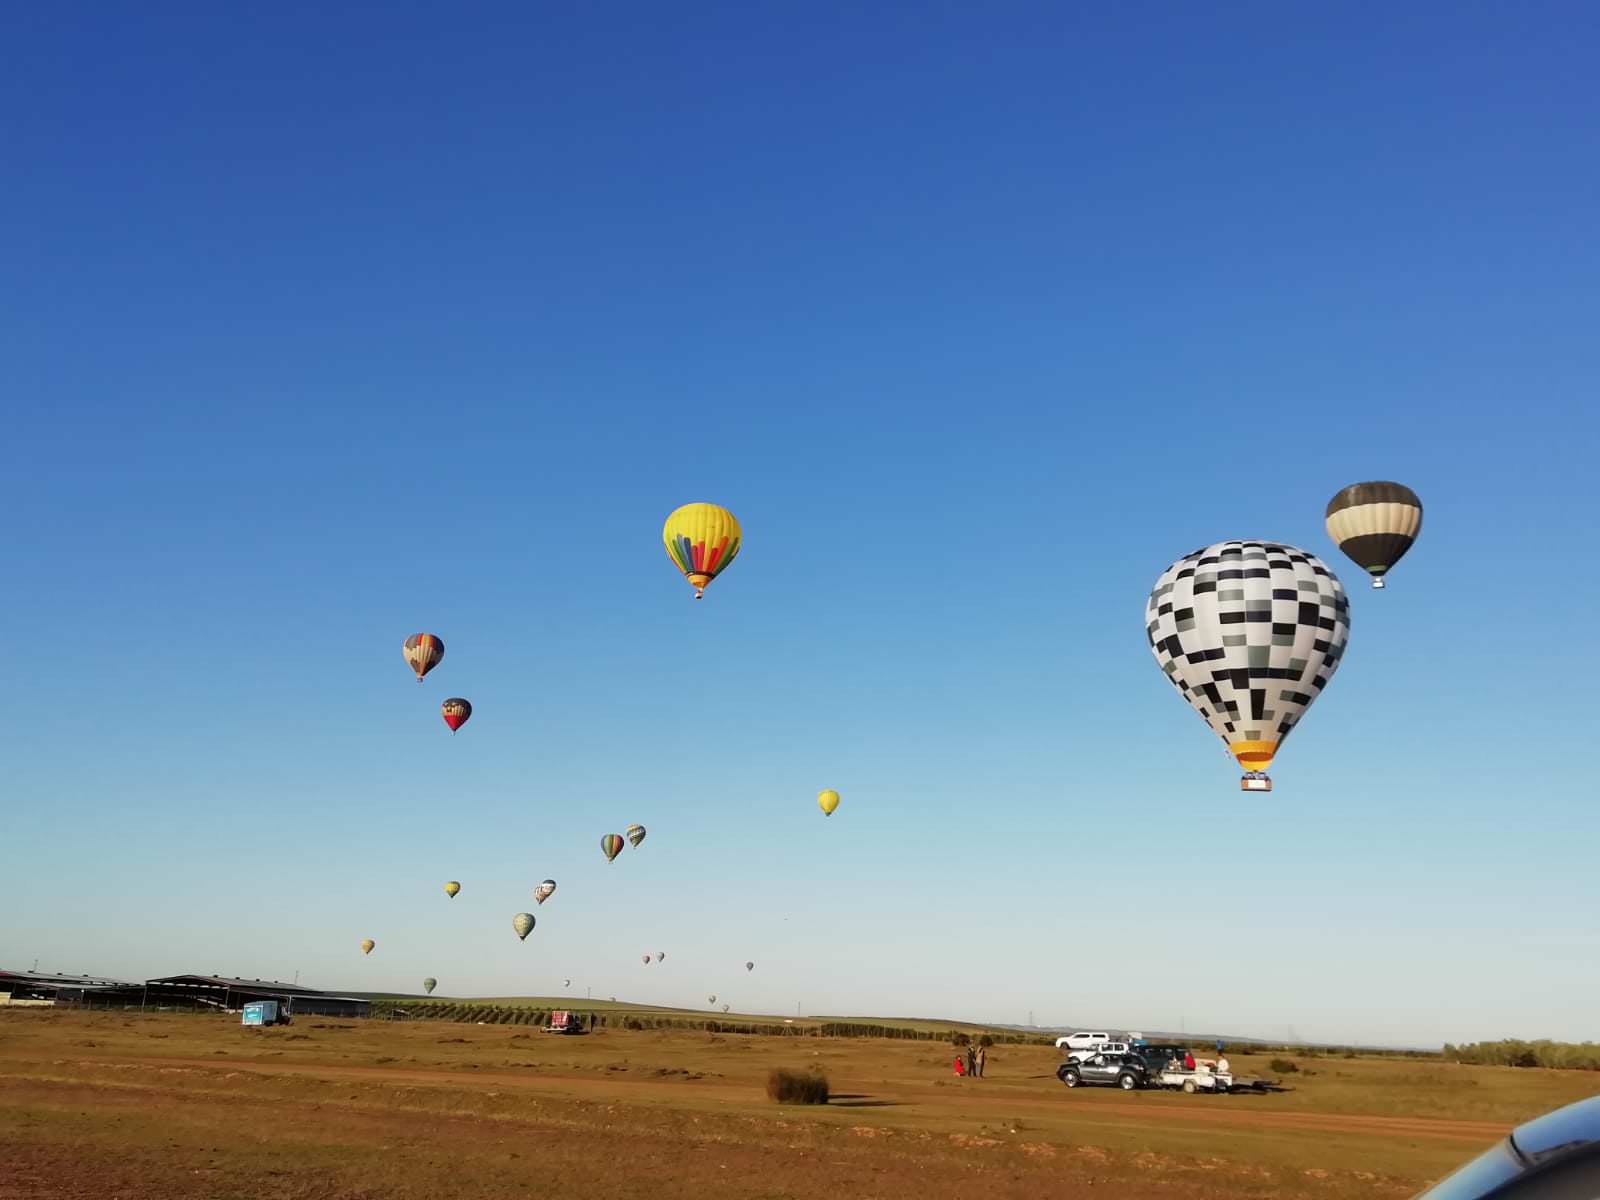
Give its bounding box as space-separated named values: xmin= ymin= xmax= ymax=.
xmin=242 ymin=1000 xmax=278 ymax=1026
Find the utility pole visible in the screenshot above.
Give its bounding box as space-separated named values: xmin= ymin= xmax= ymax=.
xmin=1028 ymin=1009 xmax=1034 ymax=1028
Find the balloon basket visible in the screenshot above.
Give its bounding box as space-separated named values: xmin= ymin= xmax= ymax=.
xmin=1372 ymin=578 xmax=1385 ymax=589
xmin=1239 ymin=773 xmax=1273 ymax=793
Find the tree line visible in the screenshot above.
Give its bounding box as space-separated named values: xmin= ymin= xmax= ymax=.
xmin=1444 ymin=1040 xmax=1600 ymax=1070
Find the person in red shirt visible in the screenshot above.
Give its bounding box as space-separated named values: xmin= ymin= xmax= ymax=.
xmin=953 ymin=1055 xmax=966 ymax=1076
xmin=1183 ymin=1050 xmax=1196 ymax=1070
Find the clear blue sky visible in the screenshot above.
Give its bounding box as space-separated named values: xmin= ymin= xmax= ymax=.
xmin=4 ymin=2 xmax=1596 ymax=1048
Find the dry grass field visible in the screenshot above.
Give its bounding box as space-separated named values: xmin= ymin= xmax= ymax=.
xmin=3 ymin=1008 xmax=1595 ymax=1199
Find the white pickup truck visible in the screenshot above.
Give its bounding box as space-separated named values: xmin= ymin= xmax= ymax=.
xmin=1066 ymin=1040 xmax=1133 ymax=1063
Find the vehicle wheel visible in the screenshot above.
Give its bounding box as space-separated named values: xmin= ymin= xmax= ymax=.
xmin=1063 ymin=1070 xmax=1080 ymax=1088
xmin=1182 ymin=1079 xmax=1197 ymax=1094
xmin=1118 ymin=1073 xmax=1138 ymax=1091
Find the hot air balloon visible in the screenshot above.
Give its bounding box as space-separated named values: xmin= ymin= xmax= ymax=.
xmin=423 ymin=977 xmax=437 ymax=995
xmin=662 ymin=503 xmax=742 ymax=599
xmin=656 ymin=952 xmax=665 ymax=963
xmin=1146 ymin=540 xmax=1350 ymax=793
xmin=360 ymin=939 xmax=375 ymax=955
xmin=535 ymin=880 xmax=557 ymax=905
xmin=708 ymin=994 xmax=717 ymax=1004
xmin=722 ymin=1003 xmax=730 ymax=1013
xmin=512 ymin=913 xmax=536 ymax=941
xmin=403 ymin=633 xmax=444 ymax=682
xmin=642 ymin=954 xmax=651 ymax=965
xmin=563 ymin=979 xmax=571 ymax=988
xmin=441 ymin=697 xmax=472 ymax=732
xmin=817 ymin=789 xmax=840 ymax=816
xmin=626 ymin=823 xmax=646 ymax=848
xmin=443 ymin=881 xmax=461 ymax=898
xmin=1325 ymin=481 xmax=1423 ymax=589
xmin=745 ymin=961 xmax=754 ymax=972
xmin=601 ymin=834 xmax=625 ymax=862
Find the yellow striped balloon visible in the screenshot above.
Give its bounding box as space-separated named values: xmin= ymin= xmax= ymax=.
xmin=662 ymin=503 xmax=741 ymax=598
xmin=1325 ymin=481 xmax=1422 ymax=589
xmin=817 ymin=789 xmax=840 ymax=816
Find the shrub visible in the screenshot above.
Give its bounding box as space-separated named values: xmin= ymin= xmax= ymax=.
xmin=767 ymin=1067 xmax=830 ymax=1105
xmin=949 ymin=1030 xmax=969 ymax=1047
xmin=978 ymin=1035 xmax=994 ymax=1049
xmin=1269 ymin=1058 xmax=1299 ymax=1075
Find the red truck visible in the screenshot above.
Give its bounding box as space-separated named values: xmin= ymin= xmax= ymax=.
xmin=545 ymin=1010 xmax=587 ymax=1035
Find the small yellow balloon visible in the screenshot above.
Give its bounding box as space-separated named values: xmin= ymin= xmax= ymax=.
xmin=817 ymin=789 xmax=840 ymax=816
xmin=443 ymin=881 xmax=460 ymax=898
xmin=360 ymin=939 xmax=376 ymax=955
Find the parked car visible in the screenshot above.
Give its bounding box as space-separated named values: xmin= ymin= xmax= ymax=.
xmin=1054 ymin=1030 xmax=1112 ymax=1051
xmin=1057 ymin=1052 xmax=1150 ymax=1091
xmin=1131 ymin=1043 xmax=1189 ymax=1070
xmin=1067 ymin=1040 xmax=1132 ymax=1063
xmin=1414 ymin=1092 xmax=1600 ymax=1197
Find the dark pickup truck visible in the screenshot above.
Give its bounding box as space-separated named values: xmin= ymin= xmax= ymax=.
xmin=1057 ymin=1051 xmax=1152 ymax=1092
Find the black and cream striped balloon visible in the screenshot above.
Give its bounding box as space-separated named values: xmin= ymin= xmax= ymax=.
xmin=1325 ymin=482 xmax=1422 ymax=589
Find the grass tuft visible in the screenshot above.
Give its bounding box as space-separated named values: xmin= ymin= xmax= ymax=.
xmin=766 ymin=1066 xmax=830 ymax=1105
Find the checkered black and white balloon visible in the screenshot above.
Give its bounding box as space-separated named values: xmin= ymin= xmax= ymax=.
xmin=1146 ymin=541 xmax=1350 ymax=777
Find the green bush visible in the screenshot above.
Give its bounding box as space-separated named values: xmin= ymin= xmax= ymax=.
xmin=767 ymin=1067 xmax=830 ymax=1105
xmin=1269 ymin=1058 xmax=1299 ymax=1074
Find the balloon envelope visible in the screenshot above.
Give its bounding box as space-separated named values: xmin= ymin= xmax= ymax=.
xmin=656 ymin=952 xmax=665 ymax=962
xmin=1325 ymin=481 xmax=1422 ymax=588
xmin=662 ymin=503 xmax=742 ymax=598
xmin=626 ymin=823 xmax=646 ymax=848
xmin=722 ymin=1003 xmax=730 ymax=1013
xmin=403 ymin=633 xmax=444 ymax=682
xmin=441 ymin=697 xmax=472 ymax=732
xmin=443 ymin=881 xmax=460 ymax=898
xmin=1146 ymin=540 xmax=1350 ymax=777
xmin=642 ymin=954 xmax=651 ymax=964
xmin=512 ymin=913 xmax=536 ymax=941
xmin=423 ymin=978 xmax=437 ymax=995
xmin=817 ymin=789 xmax=840 ymax=816
xmin=745 ymin=961 xmax=754 ymax=971
xmin=601 ymin=834 xmax=625 ymax=862
xmin=708 ymin=994 xmax=717 ymax=1003
xmin=534 ymin=880 xmax=557 ymax=905
xmin=360 ymin=939 xmax=375 ymax=955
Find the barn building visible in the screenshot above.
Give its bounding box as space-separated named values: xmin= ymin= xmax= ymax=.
xmin=142 ymin=975 xmax=371 ymax=1018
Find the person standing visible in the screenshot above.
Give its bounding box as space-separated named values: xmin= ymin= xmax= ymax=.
xmin=975 ymin=1044 xmax=987 ymax=1078
xmin=965 ymin=1044 xmax=977 ymax=1078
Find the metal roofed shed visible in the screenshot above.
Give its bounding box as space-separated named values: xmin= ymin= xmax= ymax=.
xmin=0 ymin=969 xmax=134 ymax=1005
xmin=141 ymin=975 xmax=371 ymax=1018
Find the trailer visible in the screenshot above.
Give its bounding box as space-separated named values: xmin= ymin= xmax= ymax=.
xmin=241 ymin=1000 xmax=290 ymax=1027
xmin=1157 ymin=1067 xmax=1233 ymax=1093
